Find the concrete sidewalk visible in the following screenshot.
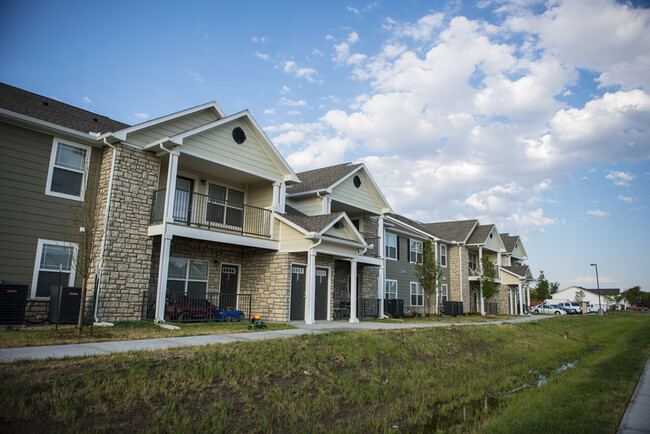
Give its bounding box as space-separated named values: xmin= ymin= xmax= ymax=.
xmin=618 ymin=356 xmax=650 ymax=433
xmin=0 ymin=315 xmax=549 ymax=363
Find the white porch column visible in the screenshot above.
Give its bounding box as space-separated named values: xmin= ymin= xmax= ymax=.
xmin=378 ymin=215 xmax=385 ymax=318
xmin=509 ymin=288 xmax=513 ymax=314
xmin=305 ymin=248 xmax=317 ymax=324
xmin=526 ymin=284 xmax=531 ymax=311
xmin=434 ymin=241 xmax=439 ymax=312
xmin=478 ymin=247 xmax=484 ymax=314
xmin=272 ymin=182 xmax=281 ymax=212
xmin=518 ymin=282 xmax=524 ymax=315
xmin=349 ymin=259 xmax=359 ymax=323
xmin=154 ymin=152 xmax=179 ymax=322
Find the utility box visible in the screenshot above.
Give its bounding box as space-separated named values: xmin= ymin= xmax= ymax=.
xmin=0 ymin=283 xmax=29 ymax=325
xmin=384 ymin=299 xmax=404 ymax=318
xmin=443 ymin=301 xmax=464 ymax=317
xmin=49 ymin=287 xmax=81 ymax=324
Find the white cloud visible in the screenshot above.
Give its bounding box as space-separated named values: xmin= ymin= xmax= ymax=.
xmin=279 ymin=97 xmax=307 ymax=107
xmin=586 ymin=209 xmax=610 ymax=217
xmin=347 ymin=6 xmax=359 ymax=14
xmin=134 ymin=113 xmax=149 ymax=120
xmin=255 ymin=52 xmax=269 ymax=60
xmin=187 ymin=70 xmax=204 ymax=83
xmin=252 ymin=36 xmax=266 ymax=43
xmin=347 ymin=31 xmax=360 ymax=44
xmin=264 ymin=109 xmax=275 ymax=115
xmin=83 ymin=96 xmax=92 ymax=104
xmin=399 ymin=13 xmax=445 ymax=41
xmin=618 ymin=194 xmax=633 ymax=203
xmin=283 ymin=61 xmax=318 ymax=82
xmin=280 ymin=85 xmax=290 ymax=94
xmin=606 ymin=170 xmax=636 ymax=186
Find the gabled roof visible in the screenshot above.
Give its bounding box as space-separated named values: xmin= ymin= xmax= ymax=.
xmin=278 ymin=206 xmax=367 ymax=247
xmin=568 ymin=286 xmax=621 ymax=296
xmin=282 ymin=206 xmax=343 ymax=233
xmin=385 ymin=213 xmax=449 ymax=241
xmin=502 ymin=265 xmax=532 ymax=279
xmin=0 ymin=82 xmax=129 ymax=134
xmin=287 ymin=163 xmax=361 ymax=194
xmin=422 ymin=220 xmax=479 ymax=243
xmin=500 ymin=233 xmax=516 ymax=252
xmin=466 ymin=224 xmax=495 ymax=245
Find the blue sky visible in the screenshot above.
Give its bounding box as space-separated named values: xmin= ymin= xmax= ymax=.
xmin=1 ymin=0 xmax=649 ymax=292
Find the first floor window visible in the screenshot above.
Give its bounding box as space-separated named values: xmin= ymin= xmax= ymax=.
xmin=409 ymin=240 xmax=423 ymax=263
xmin=31 ymin=239 xmax=77 ymax=298
xmin=46 ymin=138 xmax=91 ymax=200
xmin=440 ymin=244 xmax=447 ymax=267
xmin=385 ymin=280 xmax=397 ymax=299
xmin=385 ymin=233 xmax=397 ymax=259
xmin=440 ymin=284 xmax=449 ymax=303
xmin=167 ymin=257 xmax=209 ymax=298
xmin=410 ymin=282 xmax=423 ymax=306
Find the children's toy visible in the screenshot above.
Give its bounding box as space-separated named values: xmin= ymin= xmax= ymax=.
xmin=248 ymin=314 xmax=268 ymax=330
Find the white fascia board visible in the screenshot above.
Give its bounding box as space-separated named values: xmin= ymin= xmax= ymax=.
xmin=286 ymin=189 xmax=327 ymax=198
xmin=319 ymin=213 xmax=367 ymax=245
xmin=112 ymin=102 xmax=224 ymax=141
xmin=328 ymin=164 xmax=393 ymax=213
xmin=274 ymin=214 xmax=309 ymax=235
xmin=501 ymin=267 xmax=523 ymax=279
xmin=384 ymin=215 xmax=443 ymax=242
xmin=149 ymin=223 xmax=279 ymax=250
xmin=318 ymin=236 xmax=366 ymax=249
xmin=0 ymin=109 xmax=103 ymax=145
xmin=355 ymin=256 xmax=383 ymax=266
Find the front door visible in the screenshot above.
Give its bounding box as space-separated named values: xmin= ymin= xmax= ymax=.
xmin=174 ymin=177 xmax=193 ymax=224
xmin=315 ymin=267 xmax=328 ymax=320
xmin=290 ymin=264 xmax=306 ymax=320
xmin=219 ymin=264 xmax=239 ymax=308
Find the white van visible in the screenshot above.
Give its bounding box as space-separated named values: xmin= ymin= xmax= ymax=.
xmin=587 ymin=304 xmax=607 ymax=313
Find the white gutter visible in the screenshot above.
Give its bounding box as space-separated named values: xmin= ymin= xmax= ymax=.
xmin=93 ymin=138 xmax=118 ymax=322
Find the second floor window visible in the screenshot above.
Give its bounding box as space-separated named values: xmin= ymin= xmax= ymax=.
xmin=409 ymin=240 xmax=423 ymax=263
xmin=440 ymin=244 xmax=447 ymax=267
xmin=46 ymin=139 xmax=90 ymax=200
xmin=385 ymin=233 xmax=397 ymax=259
xmin=469 ymin=253 xmax=478 ymax=272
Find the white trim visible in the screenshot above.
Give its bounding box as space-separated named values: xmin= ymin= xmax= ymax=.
xmin=355 ymin=256 xmax=383 ymax=266
xmin=440 ymin=283 xmax=449 ymax=304
xmin=409 ymin=239 xmax=423 ymax=264
xmin=385 ymin=279 xmax=398 ymax=300
xmin=409 ymin=281 xmax=424 ymax=307
xmin=385 ymin=233 xmax=397 ymax=260
xmin=328 ymin=164 xmax=393 ymax=213
xmin=439 ymin=244 xmax=448 ymax=268
xmin=0 ymin=108 xmax=105 ymax=142
xmin=219 ymin=262 xmax=241 ymax=308
xmin=178 ymin=148 xmax=285 ymax=183
xmin=147 ymin=223 xmax=279 ymax=250
xmin=167 ymin=256 xmax=210 ymax=296
xmin=45 ymin=138 xmax=92 ymax=201
xmin=315 ymin=265 xmax=332 ymax=321
xmin=30 ymin=239 xmax=78 ymax=299
xmin=289 ymin=262 xmax=308 ymax=321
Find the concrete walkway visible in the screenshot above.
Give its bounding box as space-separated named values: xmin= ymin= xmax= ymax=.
xmin=0 ymin=315 xmax=548 ymax=363
xmin=618 ymin=356 xmax=650 ymax=433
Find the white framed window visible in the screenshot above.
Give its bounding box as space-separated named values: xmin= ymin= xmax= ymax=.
xmin=440 ymin=284 xmax=449 ymax=303
xmin=440 ymin=244 xmax=447 ymax=267
xmin=45 ymin=138 xmax=91 ymax=201
xmin=385 ymin=279 xmax=398 ymax=300
xmin=469 ymin=253 xmax=478 ymax=272
xmin=410 ymin=282 xmax=423 ymax=306
xmin=167 ymin=257 xmax=209 ymax=298
xmin=385 ymin=233 xmax=397 ymax=260
xmin=207 ymin=183 xmax=245 ymax=228
xmin=30 ymin=239 xmax=78 ymax=298
xmin=409 ymin=240 xmax=423 ymax=263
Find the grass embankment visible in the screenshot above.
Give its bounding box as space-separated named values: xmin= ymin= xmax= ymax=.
xmin=0 ymin=321 xmax=295 ymax=349
xmin=1 ymin=315 xmax=648 ymax=432
xmin=366 ymin=314 xmax=520 ymax=323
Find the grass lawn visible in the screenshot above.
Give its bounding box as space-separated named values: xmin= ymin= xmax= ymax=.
xmin=1 ymin=314 xmax=648 ymax=432
xmin=365 ymin=314 xmax=521 ymax=323
xmin=0 ymin=321 xmax=296 ymax=349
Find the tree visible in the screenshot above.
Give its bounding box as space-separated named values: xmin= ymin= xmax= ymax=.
xmin=479 ymin=255 xmax=499 ymax=301
xmin=62 ymin=176 xmax=99 ymax=334
xmin=623 ymin=286 xmax=643 ymax=306
xmin=531 ymin=271 xmax=559 ymax=301
xmin=414 ymin=242 xmax=441 ymax=319
xmin=575 ymin=289 xmax=586 ymax=303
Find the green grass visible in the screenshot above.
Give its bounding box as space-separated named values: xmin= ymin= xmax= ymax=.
xmin=365 ymin=314 xmax=521 ymax=323
xmin=0 ymin=315 xmax=648 ymax=433
xmin=0 ymin=321 xmax=295 ymax=349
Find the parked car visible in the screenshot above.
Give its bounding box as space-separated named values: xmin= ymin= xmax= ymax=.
xmin=629 ymin=306 xmax=648 ymax=311
xmin=531 ymin=304 xmax=567 ymax=315
xmin=586 ymin=304 xmax=607 ymax=313
xmin=557 ymin=301 xmax=581 ymax=314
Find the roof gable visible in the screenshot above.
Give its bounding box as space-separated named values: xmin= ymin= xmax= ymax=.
xmin=287 ymin=163 xmax=360 ymax=194
xmin=423 ymin=220 xmax=478 ymax=243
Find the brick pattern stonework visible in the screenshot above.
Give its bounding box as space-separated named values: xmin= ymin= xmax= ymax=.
xmin=25 ymin=299 xmax=49 ymax=322
xmin=448 ymin=245 xmax=470 ymax=305
xmin=90 ymin=144 xmax=160 ymax=322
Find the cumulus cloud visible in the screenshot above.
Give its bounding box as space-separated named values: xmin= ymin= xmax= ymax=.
xmin=283 ymin=61 xmax=319 ymax=82
xmin=586 ymin=209 xmax=610 ymax=217
xmin=279 ymin=97 xmax=307 ymax=107
xmin=134 ymin=113 xmax=149 ymax=120
xmin=83 ymin=96 xmax=92 ymax=104
xmin=606 ymin=170 xmax=636 ymax=186
xmin=255 ymin=52 xmax=269 ymax=60
xmin=618 ymin=194 xmax=633 ymax=203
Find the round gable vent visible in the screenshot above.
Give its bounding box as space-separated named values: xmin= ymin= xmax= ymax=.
xmin=232 ymin=127 xmax=246 ymax=144
xmin=353 ymin=175 xmax=361 ymax=188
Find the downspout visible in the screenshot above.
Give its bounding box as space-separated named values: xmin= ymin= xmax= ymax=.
xmin=94 ymin=138 xmax=117 ymax=323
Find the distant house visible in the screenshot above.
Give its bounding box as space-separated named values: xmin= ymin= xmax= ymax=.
xmin=552 ymin=286 xmax=621 ymax=307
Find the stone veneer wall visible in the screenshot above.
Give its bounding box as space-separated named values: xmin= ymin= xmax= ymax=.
xmin=91 ymin=144 xmax=160 ymax=322
xmin=448 ymin=245 xmax=470 ymax=306
xmin=24 ymin=299 xmax=49 ymax=322
xmin=361 ymin=213 xmax=379 ymax=258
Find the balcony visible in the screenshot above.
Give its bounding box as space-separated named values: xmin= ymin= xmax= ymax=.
xmin=150 ymin=189 xmax=272 ymax=238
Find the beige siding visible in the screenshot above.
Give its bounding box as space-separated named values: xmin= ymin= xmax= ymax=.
xmin=501 ymin=271 xmax=520 ymax=285
xmin=323 ymin=225 xmax=358 ymax=242
xmin=286 ymin=196 xmax=323 ymax=216
xmin=484 ymin=230 xmax=503 ymax=252
xmin=279 ymin=222 xmax=310 ymax=251
xmin=512 ymin=242 xmax=527 ymax=260
xmin=317 ymin=241 xmax=358 ymax=257
xmin=127 ymin=110 xmax=219 ymax=148
xmin=331 ymin=170 xmax=382 ymax=214
xmin=181 ymin=119 xmax=284 ymax=181
xmin=247 ymin=182 xmax=273 ymax=209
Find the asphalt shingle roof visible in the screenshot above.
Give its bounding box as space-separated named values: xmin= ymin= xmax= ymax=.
xmin=501 ymin=234 xmax=520 ymax=252
xmin=422 ymin=220 xmax=478 ymax=242
xmin=466 ymin=224 xmax=496 ymax=245
xmin=282 ymin=206 xmax=344 ymax=233
xmin=0 ymin=82 xmax=129 ymax=134
xmin=286 ymin=163 xmax=361 ymax=194
xmin=502 ymin=265 xmax=530 ymax=278
xmin=385 ymin=213 xmax=435 ymax=239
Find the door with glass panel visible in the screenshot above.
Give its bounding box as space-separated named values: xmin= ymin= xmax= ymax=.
xmin=173 ymin=177 xmax=193 ymax=224
xmin=207 ymin=184 xmax=244 ymax=230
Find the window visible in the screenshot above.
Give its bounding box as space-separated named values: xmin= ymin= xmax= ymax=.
xmin=46 ymin=138 xmax=91 ymax=200
xmin=167 ymin=257 xmax=209 ymax=298
xmin=207 ymin=183 xmax=245 ymax=228
xmin=440 ymin=284 xmax=448 ymax=303
xmin=385 ymin=233 xmax=397 ymax=260
xmin=409 ymin=240 xmax=423 ymax=263
xmin=440 ymin=244 xmax=447 ymax=267
xmin=410 ymin=282 xmax=423 ymax=306
xmin=31 ymin=239 xmax=78 ymax=298
xmin=469 ymin=253 xmax=478 ymax=272
xmin=385 ymin=280 xmax=397 ymax=300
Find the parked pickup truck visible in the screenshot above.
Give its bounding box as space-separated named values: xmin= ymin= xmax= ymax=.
xmin=628 ymin=306 xmax=648 ymax=311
